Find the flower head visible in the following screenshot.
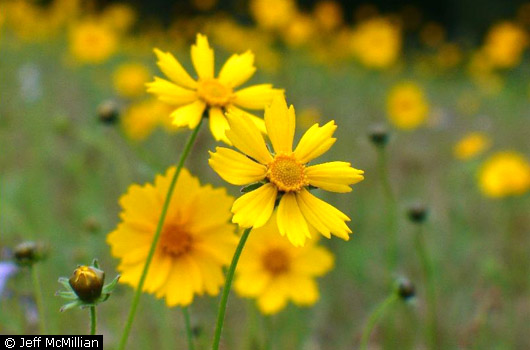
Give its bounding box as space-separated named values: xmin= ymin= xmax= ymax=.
xmin=209 ymin=95 xmax=364 ymax=247
xmin=386 ymin=82 xmax=429 ymax=130
xmin=483 ymin=21 xmax=528 ymax=69
xmin=478 ymin=151 xmax=530 ymax=198
xmin=234 ymin=214 xmax=334 ymax=314
xmin=147 ymin=34 xmax=283 ymax=143
xmin=453 ymin=132 xmax=491 ymax=160
xmin=69 ymin=20 xmax=117 ymax=64
xmin=113 ymin=63 xmax=150 ymax=98
xmin=107 ymin=167 xmax=237 ymax=307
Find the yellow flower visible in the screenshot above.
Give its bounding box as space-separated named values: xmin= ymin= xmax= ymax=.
xmin=107 ymin=167 xmax=237 ymax=307
xmin=147 ymin=34 xmax=283 ymax=143
xmin=113 ymin=63 xmax=151 ymax=98
xmin=478 ymin=152 xmax=530 ymax=198
xmin=453 ymin=132 xmax=491 ymax=160
xmin=121 ymin=99 xmax=177 ymax=141
xmin=234 ymin=214 xmax=333 ymax=314
xmin=249 ymin=0 xmax=297 ymax=30
xmin=69 ymin=20 xmax=118 ymax=64
xmin=209 ymin=95 xmax=364 ymax=247
xmin=351 ymin=17 xmax=401 ymax=69
xmin=313 ymin=0 xmax=343 ymax=32
xmin=386 ymin=82 xmax=429 ymax=130
xmin=483 ymin=22 xmax=528 ymax=69
xmin=101 ymin=3 xmax=137 ymax=33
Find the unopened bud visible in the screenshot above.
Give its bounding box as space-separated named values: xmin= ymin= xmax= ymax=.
xmin=368 ymin=125 xmax=390 ymax=147
xmin=69 ymin=266 xmax=105 ymax=303
xmin=397 ymin=278 xmax=416 ymax=301
xmin=407 ymin=203 xmax=428 ymax=223
xmin=97 ymin=100 xmax=120 ymax=124
xmin=14 ymin=241 xmax=45 ymax=267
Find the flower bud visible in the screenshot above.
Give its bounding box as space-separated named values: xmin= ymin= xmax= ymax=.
xmin=13 ymin=241 xmax=45 ymax=267
xmin=97 ymin=100 xmax=120 ymax=124
xmin=368 ymin=124 xmax=390 ymax=148
xmin=397 ymin=278 xmax=416 ymax=301
xmin=69 ymin=266 xmax=105 ymax=303
xmin=407 ymin=203 xmax=428 ymax=223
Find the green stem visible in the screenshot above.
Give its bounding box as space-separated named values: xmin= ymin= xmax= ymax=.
xmin=377 ymin=148 xmax=398 ymax=273
xmin=359 ymin=294 xmax=398 ymax=350
xmin=31 ymin=265 xmax=47 ymax=335
xmin=118 ymin=119 xmax=203 ymax=350
xmin=212 ymin=227 xmax=252 ymax=350
xmin=182 ymin=307 xmax=195 ymax=350
xmin=90 ymin=306 xmax=96 ymax=335
xmin=414 ymin=224 xmax=439 ymax=350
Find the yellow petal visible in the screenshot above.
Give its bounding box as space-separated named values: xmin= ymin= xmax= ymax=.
xmin=153 ymin=48 xmax=197 ymax=89
xmin=170 ymin=100 xmax=206 ymax=129
xmin=277 ymin=192 xmax=311 ymax=247
xmin=233 ymin=84 xmax=284 ymax=110
xmin=295 ymin=189 xmax=351 ymax=240
xmin=294 ymin=121 xmax=337 ymax=164
xmin=257 ymin=278 xmax=289 ymax=314
xmin=265 ymin=95 xmax=295 ymax=154
xmin=305 ymin=162 xmax=365 ymax=193
xmin=232 ymin=183 xmax=277 ymax=228
xmin=143 ymin=254 xmax=173 ymax=293
xmin=209 ymin=147 xmax=268 ymax=185
xmin=191 ymin=33 xmax=214 ymax=79
xmin=286 ymin=276 xmax=319 ymax=306
xmin=292 ymin=246 xmax=334 ymax=276
xmin=146 ymin=77 xmax=197 ymax=106
xmin=191 ymin=251 xmax=225 ymax=295
xmin=234 ymin=270 xmax=271 ymax=297
xmin=225 ymin=110 xmax=273 ymax=165
xmin=228 ymin=106 xmax=266 ymax=133
xmin=163 ymin=259 xmax=195 ymax=307
xmin=218 ymin=50 xmax=256 ymax=88
xmin=208 ymin=107 xmax=231 ymax=144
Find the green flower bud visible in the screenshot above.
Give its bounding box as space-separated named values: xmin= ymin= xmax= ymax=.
xmin=397 ymin=278 xmax=416 ymax=301
xmin=97 ymin=100 xmax=120 ymax=124
xmin=407 ymin=203 xmax=428 ymax=223
xmin=69 ymin=266 xmax=105 ymax=303
xmin=13 ymin=241 xmax=46 ymax=267
xmin=368 ymin=125 xmax=390 ymax=148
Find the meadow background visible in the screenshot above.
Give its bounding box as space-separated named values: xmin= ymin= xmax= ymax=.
xmin=1 ymin=0 xmax=530 ymax=349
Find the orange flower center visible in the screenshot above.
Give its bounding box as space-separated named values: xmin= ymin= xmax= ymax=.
xmin=160 ymin=224 xmax=193 ymax=257
xmin=197 ymin=79 xmax=233 ymax=107
xmin=262 ymin=248 xmax=290 ymax=275
xmin=267 ymin=154 xmax=307 ymax=192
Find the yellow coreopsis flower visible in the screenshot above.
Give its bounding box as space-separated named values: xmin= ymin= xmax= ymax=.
xmin=147 ymin=34 xmax=283 ymax=144
xmin=121 ymin=99 xmax=177 ymax=141
xmin=209 ymin=95 xmax=365 ymax=247
xmin=250 ymin=0 xmax=297 ymax=30
xmin=69 ymin=20 xmax=118 ymax=64
xmin=234 ymin=213 xmax=334 ymax=314
xmin=483 ymin=21 xmax=528 ymax=69
xmin=107 ymin=167 xmax=237 ymax=306
xmin=386 ymin=82 xmax=429 ymax=130
xmin=113 ymin=63 xmax=151 ymax=98
xmin=478 ymin=151 xmax=530 ymax=198
xmin=351 ymin=17 xmax=401 ymax=69
xmin=453 ymin=132 xmax=491 ymax=160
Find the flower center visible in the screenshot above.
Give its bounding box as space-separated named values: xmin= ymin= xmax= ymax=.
xmin=197 ymin=79 xmax=233 ymax=107
xmin=262 ymin=248 xmax=290 ymax=275
xmin=159 ymin=224 xmax=193 ymax=257
xmin=267 ymin=154 xmax=307 ymax=192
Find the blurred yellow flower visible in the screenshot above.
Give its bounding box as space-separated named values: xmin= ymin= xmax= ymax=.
xmin=351 ymin=17 xmax=401 ymax=69
xmin=387 ymin=82 xmax=429 ymax=130
xmin=435 ymin=43 xmax=462 ymax=69
xmin=453 ymin=132 xmax=491 ymax=160
xmin=147 ymin=33 xmax=283 ymax=143
xmin=298 ymin=107 xmax=321 ymax=129
xmin=121 ymin=99 xmax=176 ymax=141
xmin=113 ymin=63 xmax=151 ymax=98
xmin=69 ymin=20 xmax=118 ymax=64
xmin=101 ymin=3 xmax=137 ymax=33
xmin=283 ymin=14 xmax=315 ymax=48
xmin=107 ymin=167 xmax=237 ymax=307
xmin=478 ymin=152 xmax=530 ymax=198
xmin=209 ymin=96 xmax=364 ymax=247
xmin=235 ymin=214 xmax=334 ymax=314
xmin=313 ymin=0 xmax=343 ymax=32
xmin=250 ymin=0 xmax=297 ymax=30
xmin=483 ymin=22 xmax=528 ymax=69
xmin=420 ymin=22 xmax=446 ymax=48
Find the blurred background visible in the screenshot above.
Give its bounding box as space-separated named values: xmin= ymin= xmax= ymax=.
xmin=1 ymin=0 xmax=529 ymax=349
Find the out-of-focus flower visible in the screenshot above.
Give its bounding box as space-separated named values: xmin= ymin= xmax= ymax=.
xmin=478 ymin=151 xmax=530 ymax=198
xmin=235 ymin=214 xmax=334 ymax=314
xmin=113 ymin=63 xmax=150 ymax=98
xmin=435 ymin=43 xmax=462 ymax=69
xmin=13 ymin=242 xmax=46 ymax=267
xmin=283 ymin=14 xmax=315 ymax=48
xmin=69 ymin=20 xmax=118 ymax=64
xmin=313 ymin=1 xmax=343 ymax=32
xmin=107 ymin=168 xmax=237 ymax=307
xmin=420 ymin=22 xmax=446 ymax=48
xmin=0 ymin=262 xmax=18 ymax=298
xmin=297 ymin=107 xmax=321 ymax=129
xmin=192 ymin=0 xmax=218 ymax=11
xmin=386 ymin=82 xmax=429 ymax=130
xmin=101 ymin=3 xmax=136 ymax=34
xmin=209 ymin=95 xmax=364 ymax=247
xmin=351 ymin=17 xmax=401 ymax=69
xmin=250 ymin=0 xmax=297 ymax=30
xmin=453 ymin=132 xmax=491 ymax=160
xmin=483 ymin=22 xmax=528 ymax=69
xmin=147 ymin=34 xmax=283 ymax=143
xmin=121 ymin=99 xmax=176 ymax=141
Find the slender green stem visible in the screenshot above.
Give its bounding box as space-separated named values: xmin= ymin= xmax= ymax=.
xmin=31 ymin=265 xmax=47 ymax=335
xmin=118 ymin=119 xmax=203 ymax=350
xmin=414 ymin=224 xmax=439 ymax=350
xmin=182 ymin=307 xmax=195 ymax=350
xmin=212 ymin=227 xmax=252 ymax=350
xmin=90 ymin=306 xmax=96 ymax=335
xmin=359 ymin=294 xmax=398 ymax=350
